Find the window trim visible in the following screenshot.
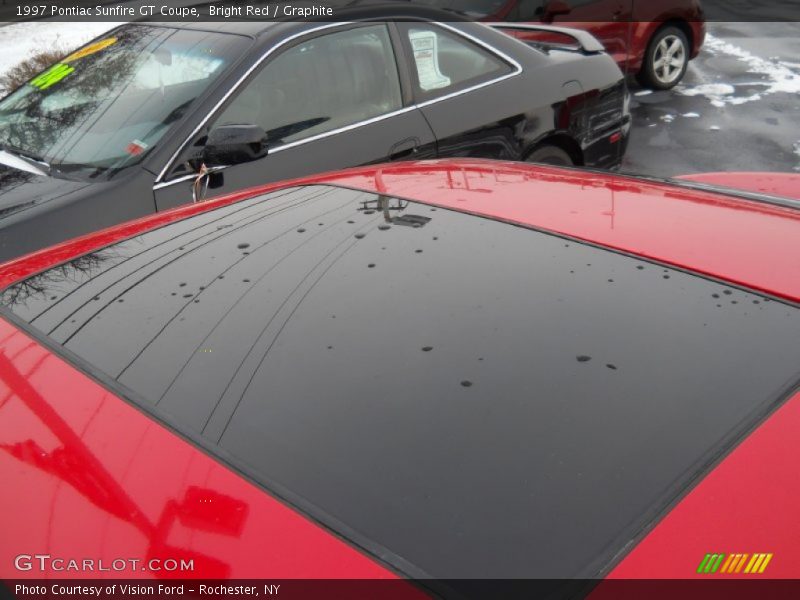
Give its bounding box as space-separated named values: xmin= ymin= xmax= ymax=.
xmin=153 ymin=22 xmax=522 ymax=189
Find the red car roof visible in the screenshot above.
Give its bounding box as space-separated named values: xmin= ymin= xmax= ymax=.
xmin=1 ymin=160 xmax=796 ymax=302
xmin=0 ymin=160 xmax=797 ymax=589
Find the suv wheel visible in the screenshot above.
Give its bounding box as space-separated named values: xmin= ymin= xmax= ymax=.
xmin=637 ymin=26 xmax=689 ymax=90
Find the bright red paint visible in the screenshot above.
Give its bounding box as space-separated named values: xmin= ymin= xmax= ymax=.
xmin=0 ymin=321 xmax=411 ymax=582
xmin=0 ymin=159 xmax=797 ymax=584
xmin=599 ymin=390 xmax=800 ymax=581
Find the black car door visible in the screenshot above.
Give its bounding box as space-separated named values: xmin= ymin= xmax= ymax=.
xmin=154 ymin=23 xmax=436 ymax=209
xmin=394 ymin=22 xmax=529 ymax=161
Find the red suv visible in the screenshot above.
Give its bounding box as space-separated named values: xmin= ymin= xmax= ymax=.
xmin=423 ymin=0 xmax=706 ymax=89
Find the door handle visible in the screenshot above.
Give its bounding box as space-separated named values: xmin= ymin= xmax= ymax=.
xmin=389 ymin=137 xmax=420 ymax=161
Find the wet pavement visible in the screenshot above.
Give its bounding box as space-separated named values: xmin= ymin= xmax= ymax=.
xmin=621 ymin=21 xmax=800 ymax=178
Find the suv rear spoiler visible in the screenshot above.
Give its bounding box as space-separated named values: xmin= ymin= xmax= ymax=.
xmin=488 ymin=23 xmax=606 ymax=54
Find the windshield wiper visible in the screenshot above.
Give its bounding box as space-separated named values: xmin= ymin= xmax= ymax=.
xmin=0 ymin=143 xmax=52 ymax=175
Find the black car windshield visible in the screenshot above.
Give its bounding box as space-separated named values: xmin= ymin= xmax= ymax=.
xmin=0 ymin=25 xmax=249 ymax=176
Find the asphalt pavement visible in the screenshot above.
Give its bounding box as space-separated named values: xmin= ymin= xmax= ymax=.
xmin=621 ymin=21 xmax=800 ymax=178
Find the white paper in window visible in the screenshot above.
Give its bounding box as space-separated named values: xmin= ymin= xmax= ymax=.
xmin=409 ymin=30 xmax=451 ymax=91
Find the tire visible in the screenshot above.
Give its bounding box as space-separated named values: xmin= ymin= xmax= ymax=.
xmin=526 ymin=145 xmax=573 ymax=166
xmin=636 ymin=26 xmax=690 ymax=90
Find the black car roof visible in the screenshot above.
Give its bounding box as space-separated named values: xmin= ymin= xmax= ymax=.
xmin=2 ymin=184 xmax=799 ymax=592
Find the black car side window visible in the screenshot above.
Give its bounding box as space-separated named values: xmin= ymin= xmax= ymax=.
xmin=212 ymin=25 xmax=402 ymax=149
xmin=400 ymin=25 xmax=513 ymax=101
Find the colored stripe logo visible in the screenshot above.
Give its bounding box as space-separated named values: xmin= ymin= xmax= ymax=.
xmin=697 ymin=552 xmax=773 ymax=574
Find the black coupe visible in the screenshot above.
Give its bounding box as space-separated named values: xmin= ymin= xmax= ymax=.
xmin=0 ymin=3 xmax=629 ymax=262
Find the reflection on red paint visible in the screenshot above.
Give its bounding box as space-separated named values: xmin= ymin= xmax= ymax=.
xmin=0 ymin=322 xmax=407 ymax=581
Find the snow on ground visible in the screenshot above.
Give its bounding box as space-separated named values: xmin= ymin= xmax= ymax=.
xmin=677 ymin=33 xmax=800 ymax=107
xmin=0 ymin=22 xmax=121 ymax=81
xmin=677 ymin=82 xmax=735 ymax=106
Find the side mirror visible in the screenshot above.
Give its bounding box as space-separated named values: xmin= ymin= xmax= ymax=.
xmin=540 ymin=0 xmax=572 ymax=22
xmin=202 ymin=124 xmax=268 ymax=167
